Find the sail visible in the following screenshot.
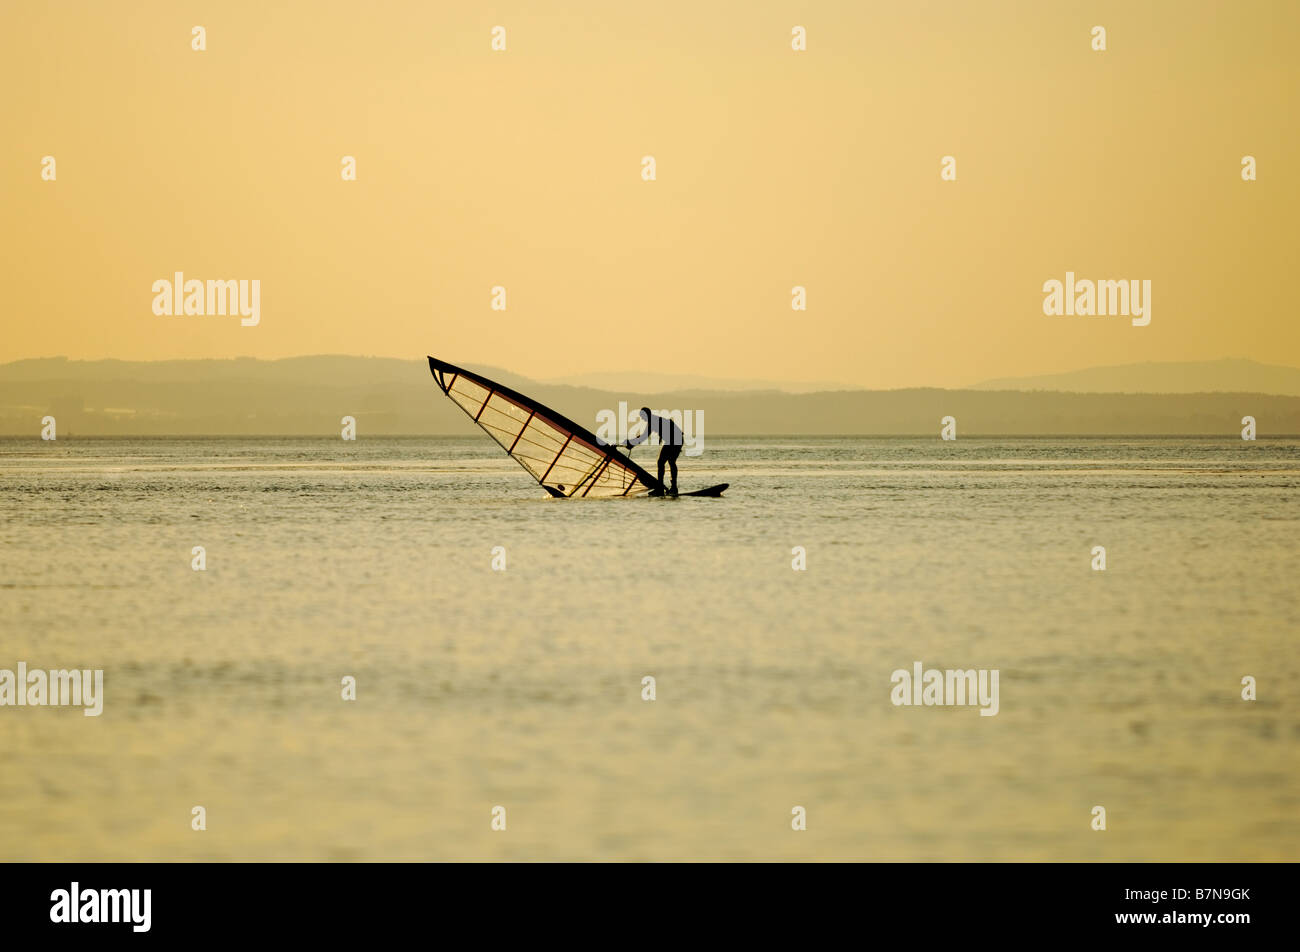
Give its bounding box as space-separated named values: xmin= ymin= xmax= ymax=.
xmin=427 ymin=356 xmax=661 ymax=498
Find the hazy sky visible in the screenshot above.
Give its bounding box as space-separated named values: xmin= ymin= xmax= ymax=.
xmin=3 ymin=1 xmax=1296 ymax=388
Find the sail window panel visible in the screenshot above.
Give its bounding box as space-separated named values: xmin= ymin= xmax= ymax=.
xmin=476 ymin=396 xmax=535 ymax=455
xmin=584 ymin=470 xmax=634 ymax=497
xmin=446 ymin=376 xmax=490 ymax=417
xmin=505 ymin=415 xmax=564 ymax=476
xmin=543 ymin=443 xmax=604 ymax=491
xmin=583 ymin=456 xmax=652 ymax=497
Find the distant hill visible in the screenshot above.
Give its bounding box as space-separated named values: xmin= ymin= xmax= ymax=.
xmin=2 ymin=356 xmax=1299 ymax=436
xmin=972 ymin=359 xmax=1300 ymax=396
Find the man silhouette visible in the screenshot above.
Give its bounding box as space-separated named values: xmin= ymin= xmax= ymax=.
xmin=625 ymin=406 xmax=683 ymax=495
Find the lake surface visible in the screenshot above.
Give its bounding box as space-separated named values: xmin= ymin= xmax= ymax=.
xmin=1 ymin=436 xmax=1296 ymax=860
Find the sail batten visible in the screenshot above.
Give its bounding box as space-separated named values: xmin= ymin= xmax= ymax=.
xmin=427 ymin=356 xmax=660 ymax=498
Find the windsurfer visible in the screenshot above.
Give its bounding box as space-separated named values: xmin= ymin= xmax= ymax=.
xmin=625 ymin=407 xmax=683 ymax=495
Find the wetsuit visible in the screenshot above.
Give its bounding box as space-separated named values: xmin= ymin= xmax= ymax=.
xmin=627 ymin=412 xmax=684 ymax=492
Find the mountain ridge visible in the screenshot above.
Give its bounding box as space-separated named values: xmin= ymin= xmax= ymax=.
xmin=970 ymin=358 xmax=1300 ymax=396
xmin=3 ymin=356 xmax=1299 ymax=436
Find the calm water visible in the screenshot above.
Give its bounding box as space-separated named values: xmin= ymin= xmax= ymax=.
xmin=1 ymin=436 xmax=1297 ymax=861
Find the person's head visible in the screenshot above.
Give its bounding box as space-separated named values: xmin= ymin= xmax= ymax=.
xmin=639 ymin=406 xmax=651 ymax=421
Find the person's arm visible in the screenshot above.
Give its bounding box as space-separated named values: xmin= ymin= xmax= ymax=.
xmin=625 ymin=415 xmax=652 ymax=448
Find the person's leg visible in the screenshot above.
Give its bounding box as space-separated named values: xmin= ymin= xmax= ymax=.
xmin=657 ymin=446 xmax=667 ymax=489
xmin=666 ymin=444 xmax=681 ymax=493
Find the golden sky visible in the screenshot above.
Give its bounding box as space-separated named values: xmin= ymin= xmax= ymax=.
xmin=2 ymin=0 xmax=1296 ymax=388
